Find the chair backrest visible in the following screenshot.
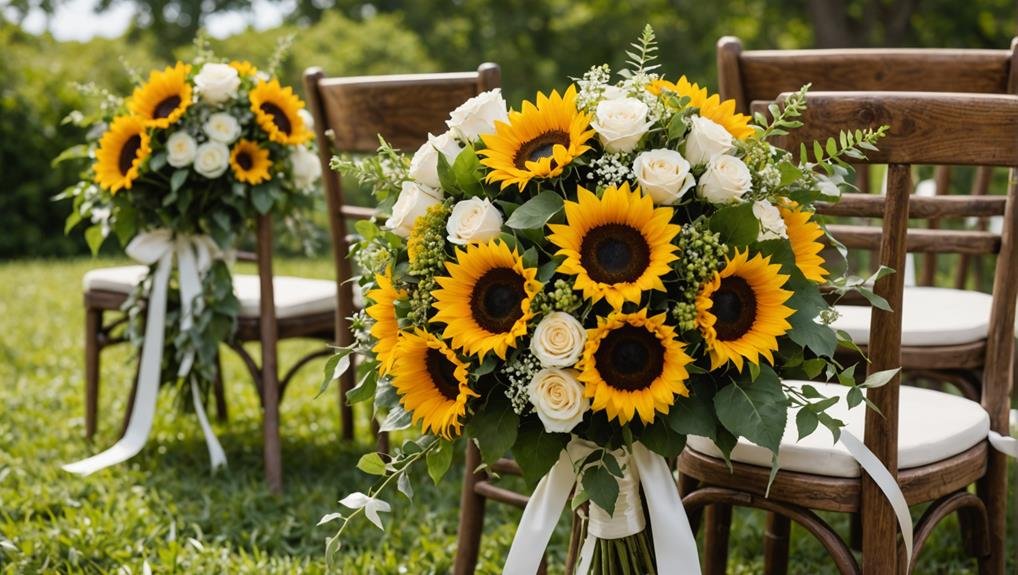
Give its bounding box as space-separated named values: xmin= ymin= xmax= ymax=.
xmin=767 ymin=91 xmax=1018 ymax=504
xmin=302 ymin=64 xmax=501 ymax=397
xmin=718 ymin=37 xmax=1018 ymax=287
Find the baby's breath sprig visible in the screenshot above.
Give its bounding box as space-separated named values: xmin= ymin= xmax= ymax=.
xmin=501 ymin=351 xmax=541 ymax=415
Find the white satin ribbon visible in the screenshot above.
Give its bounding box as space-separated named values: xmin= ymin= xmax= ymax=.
xmin=503 ymin=439 xmax=701 ymax=575
xmin=64 ymin=230 xmax=227 ymax=475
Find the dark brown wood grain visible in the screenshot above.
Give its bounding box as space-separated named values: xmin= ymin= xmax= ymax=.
xmin=256 ymin=215 xmax=283 ymax=494
xmin=765 ymin=92 xmax=1018 ymax=167
xmin=824 ymin=224 xmax=1002 ymax=255
xmin=816 ymin=193 xmax=1007 ymax=219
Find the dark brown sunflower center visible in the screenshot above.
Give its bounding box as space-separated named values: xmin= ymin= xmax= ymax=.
xmin=580 ymin=223 xmax=651 ymax=284
xmin=594 ymin=325 xmax=665 ymax=391
xmin=514 ymin=130 xmax=570 ymax=169
xmin=260 ymin=102 xmax=292 ymax=135
xmin=237 ymin=151 xmax=253 ymax=170
xmin=469 ymin=267 xmax=526 ymax=333
xmin=424 ymin=348 xmax=461 ymax=401
xmin=118 ymin=135 xmax=142 ymax=176
xmin=153 ymin=95 xmax=182 ymax=119
xmin=712 ymin=276 xmax=757 ymax=341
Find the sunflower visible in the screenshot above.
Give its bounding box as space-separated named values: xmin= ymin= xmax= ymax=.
xmin=229 ymin=139 xmax=272 ymax=185
xmin=365 ymin=270 xmax=405 ymax=376
xmin=389 ymin=330 xmax=477 ymax=439
xmin=93 ymin=115 xmax=152 ymax=193
xmin=577 ymin=309 xmax=692 ymax=425
xmin=648 ymin=76 xmax=754 ymax=140
xmin=129 ymin=62 xmax=192 ymax=129
xmin=431 ymin=240 xmax=541 ymax=360
xmin=229 ymin=60 xmax=258 ymax=77
xmin=780 ymin=204 xmax=829 ymax=283
xmin=478 ymin=85 xmax=594 ymax=190
xmin=249 ymin=79 xmax=312 ymax=145
xmin=696 ymin=250 xmax=794 ymax=371
xmin=547 ymin=183 xmax=680 ymax=309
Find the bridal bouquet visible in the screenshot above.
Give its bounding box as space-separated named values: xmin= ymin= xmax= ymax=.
xmin=58 ymin=38 xmax=320 ymax=474
xmin=322 ymin=26 xmax=888 ymax=572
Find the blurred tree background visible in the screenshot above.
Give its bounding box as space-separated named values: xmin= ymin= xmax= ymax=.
xmin=1 ymin=0 xmax=1015 ymax=258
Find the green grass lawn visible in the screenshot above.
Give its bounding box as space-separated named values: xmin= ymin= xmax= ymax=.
xmin=0 ymin=258 xmax=1013 ymax=574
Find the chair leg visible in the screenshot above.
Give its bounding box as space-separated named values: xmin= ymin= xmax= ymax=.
xmin=213 ymin=351 xmax=227 ymax=423
xmin=339 ymin=368 xmax=355 ymax=441
xmin=703 ymin=503 xmax=732 ymax=575
xmin=763 ymin=512 xmax=791 ymax=575
xmin=454 ymin=442 xmax=487 ymax=575
xmin=850 ymin=512 xmax=863 ymax=551
xmin=84 ymin=307 xmax=102 ymax=440
xmin=976 ymin=452 xmax=1009 ymax=575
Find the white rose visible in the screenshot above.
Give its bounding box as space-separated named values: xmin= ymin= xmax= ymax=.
xmin=291 ymin=147 xmax=322 ymax=189
xmin=753 ymin=199 xmax=788 ymax=241
xmin=446 ymin=197 xmax=503 ymax=245
xmin=385 ymin=181 xmax=443 ymax=238
xmin=528 ymin=368 xmax=589 ymax=433
xmin=203 ymin=112 xmax=241 ymax=144
xmin=698 ymin=154 xmax=752 ymax=204
xmin=193 ymin=141 xmax=230 ymax=178
xmin=298 ymin=109 xmax=315 ymax=131
xmin=590 ymin=97 xmax=654 ymax=153
xmin=165 ymin=131 xmax=197 ymax=168
xmin=193 ymin=63 xmax=240 ymax=105
xmin=530 ymin=312 xmax=587 ymax=368
xmin=684 ymin=115 xmax=734 ymax=165
xmin=632 ymin=149 xmax=696 ymax=205
xmin=446 ymin=89 xmax=509 ymax=141
xmin=408 ymin=131 xmax=464 ymax=190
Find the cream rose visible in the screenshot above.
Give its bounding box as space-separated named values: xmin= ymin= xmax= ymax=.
xmin=291 ymin=146 xmax=322 ymax=189
xmin=193 ymin=141 xmax=230 ymax=178
xmin=385 ymin=181 xmax=443 ymax=238
xmin=698 ymin=154 xmax=752 ymax=204
xmin=528 ymin=368 xmax=589 ymax=433
xmin=632 ymin=149 xmax=695 ymax=205
xmin=446 ymin=197 xmax=503 ymax=245
xmin=530 ymin=312 xmax=587 ymax=368
xmin=165 ymin=131 xmax=197 ymax=168
xmin=684 ymin=115 xmax=734 ymax=165
xmin=753 ymin=199 xmax=788 ymax=241
xmin=446 ymin=89 xmax=509 ymax=141
xmin=203 ymin=112 xmax=241 ymax=144
xmin=194 ymin=63 xmax=240 ymax=105
xmin=590 ymin=97 xmax=654 ymax=153
xmin=408 ymin=131 xmax=463 ymax=190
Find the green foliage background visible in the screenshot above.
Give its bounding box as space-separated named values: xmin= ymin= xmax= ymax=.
xmin=1 ymin=0 xmax=1015 ymax=258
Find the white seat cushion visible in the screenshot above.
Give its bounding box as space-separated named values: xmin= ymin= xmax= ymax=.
xmin=83 ymin=265 xmax=337 ymax=320
xmin=686 ymin=380 xmax=989 ymax=478
xmin=833 ymin=286 xmax=992 ymax=347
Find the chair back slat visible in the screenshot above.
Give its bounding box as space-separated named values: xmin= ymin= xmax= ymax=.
xmin=826 ymin=224 xmax=1001 ymax=255
xmin=761 ymin=92 xmax=1018 ymax=167
xmin=818 ymin=193 xmax=1007 ymax=219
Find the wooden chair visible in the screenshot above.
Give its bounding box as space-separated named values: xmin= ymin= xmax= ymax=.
xmin=82 ymin=225 xmax=335 ymax=494
xmin=679 ymin=91 xmax=1018 ymax=574
xmin=716 ymin=36 xmax=1018 ymax=401
xmin=299 ymin=65 xmax=533 ymax=574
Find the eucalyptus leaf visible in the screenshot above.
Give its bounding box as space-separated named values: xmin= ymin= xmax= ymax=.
xmin=170 ymin=169 xmax=188 ymax=193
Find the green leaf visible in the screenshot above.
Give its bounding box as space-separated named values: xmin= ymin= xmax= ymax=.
xmin=714 ymin=366 xmax=788 ymax=453
xmin=357 ymin=453 xmax=387 ymax=476
xmin=452 ymin=145 xmax=484 ymax=197
xmin=708 ymin=202 xmax=759 ymax=246
xmin=51 ymin=144 xmax=90 ymax=166
xmin=795 ymin=408 xmax=819 ymax=440
xmin=84 ymin=224 xmax=106 ymax=256
xmin=426 ymin=439 xmax=454 ymax=484
xmin=149 ymin=152 xmax=167 ymax=172
xmin=847 ymin=386 xmax=863 ymax=409
xmin=112 ymin=204 xmax=138 ymax=245
xmin=788 ymin=313 xmax=838 ymax=358
xmin=397 ymin=473 xmax=414 ymax=501
xmin=513 ymin=421 xmax=569 ymax=489
xmin=581 ymin=463 xmax=619 ymax=516
xmin=466 ymin=394 xmax=519 ymax=466
xmin=251 ymin=184 xmax=275 ymax=214
xmin=641 ymin=418 xmax=687 ymax=459
xmin=318 ymin=348 xmax=353 ymax=398
xmin=379 ymin=405 xmax=412 ymax=432
xmin=855 ymin=287 xmax=892 ymax=312
xmin=437 ymin=150 xmax=456 ymax=192
xmin=346 ymin=368 xmax=378 ymax=404
xmin=170 ymin=169 xmax=188 ymax=193
xmin=862 ymin=368 xmax=899 ymax=389
xmin=504 ymin=191 xmax=564 ymax=230
xmin=666 ymin=391 xmax=717 ymax=438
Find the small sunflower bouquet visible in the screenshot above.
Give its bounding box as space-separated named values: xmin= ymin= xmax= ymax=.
xmin=58 ymin=39 xmax=320 ymax=472
xmin=322 ymin=27 xmax=889 ymax=572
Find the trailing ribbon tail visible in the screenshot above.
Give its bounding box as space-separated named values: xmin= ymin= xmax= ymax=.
xmin=63 ymin=230 xmax=227 ymax=475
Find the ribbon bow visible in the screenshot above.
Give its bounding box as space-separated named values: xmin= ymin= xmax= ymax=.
xmin=63 ymin=230 xmax=227 ymax=475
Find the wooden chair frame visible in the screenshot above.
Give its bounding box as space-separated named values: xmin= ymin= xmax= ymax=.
xmin=679 ymin=92 xmax=1018 ymax=575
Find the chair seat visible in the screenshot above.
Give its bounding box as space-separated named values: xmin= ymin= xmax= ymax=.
xmin=686 ymin=380 xmax=989 ymax=479
xmin=833 ymin=286 xmax=992 ymax=347
xmin=83 ymin=265 xmax=337 ymax=320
